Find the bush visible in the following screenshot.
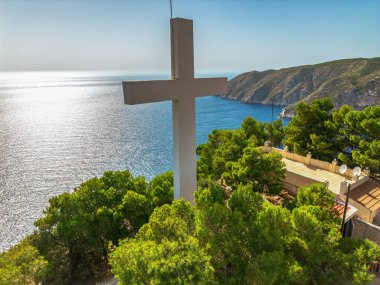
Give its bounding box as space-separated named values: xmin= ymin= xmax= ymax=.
xmin=0 ymin=239 xmax=47 ymax=285
xmin=110 ymin=200 xmax=215 ymax=285
xmin=32 ymin=170 xmax=173 ymax=284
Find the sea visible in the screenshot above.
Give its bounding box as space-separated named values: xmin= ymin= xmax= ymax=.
xmin=0 ymin=71 xmax=287 ymax=251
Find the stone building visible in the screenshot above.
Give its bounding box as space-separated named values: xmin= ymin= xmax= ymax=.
xmin=263 ymin=145 xmax=380 ymax=242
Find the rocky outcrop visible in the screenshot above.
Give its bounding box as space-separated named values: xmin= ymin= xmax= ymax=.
xmin=224 ymin=58 xmax=380 ymax=117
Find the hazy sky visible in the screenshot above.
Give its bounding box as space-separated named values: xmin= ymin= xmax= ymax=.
xmin=0 ymin=0 xmax=379 ymax=73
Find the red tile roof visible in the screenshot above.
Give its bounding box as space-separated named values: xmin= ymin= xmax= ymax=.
xmin=334 ymin=202 xmax=350 ymax=217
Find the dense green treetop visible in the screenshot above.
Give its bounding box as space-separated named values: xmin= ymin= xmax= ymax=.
xmin=109 ymin=200 xmax=215 ymax=285
xmin=1 ymin=166 xmax=378 ymax=285
xmin=197 ymin=129 xmax=248 ymax=179
xmin=264 ymin=118 xmax=285 ymax=147
xmin=283 ymin=98 xmax=340 ymax=161
xmin=223 ymin=144 xmax=285 ymax=194
xmin=32 ymin=170 xmax=174 ymax=284
xmin=108 ymin=181 xmax=380 ymax=285
xmin=284 ymin=98 xmax=380 ymax=176
xmin=196 ymin=117 xmax=285 ymax=194
xmin=195 ymin=182 xmax=379 ymax=285
xmin=5 ymin=180 xmax=377 ymax=285
xmin=0 ymin=239 xmax=47 ymax=285
xmin=148 ymin=171 xmax=174 ymax=208
xmin=2 ymin=103 xmax=380 ymax=284
xmin=334 ymin=105 xmax=380 ymax=173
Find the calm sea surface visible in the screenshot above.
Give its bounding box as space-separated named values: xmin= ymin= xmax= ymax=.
xmin=0 ymin=72 xmax=286 ymax=251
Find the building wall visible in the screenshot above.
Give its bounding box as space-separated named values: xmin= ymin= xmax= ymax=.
xmin=267 ymin=146 xmax=370 ymax=180
xmin=352 ymin=217 xmax=380 ymax=244
xmin=339 ymin=194 xmax=374 ymax=223
xmin=283 ymin=172 xmax=320 ymax=194
xmin=267 ymin=146 xmax=374 ymax=222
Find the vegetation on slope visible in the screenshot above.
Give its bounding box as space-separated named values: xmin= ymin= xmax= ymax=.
xmin=110 ymin=184 xmax=379 ymax=285
xmin=0 ymin=238 xmax=47 ymax=285
xmin=32 ymin=170 xmax=173 ymax=284
xmin=1 ymin=98 xmax=380 ymax=284
xmin=225 ymin=57 xmax=380 ymax=117
xmin=284 ymin=98 xmax=380 ymax=174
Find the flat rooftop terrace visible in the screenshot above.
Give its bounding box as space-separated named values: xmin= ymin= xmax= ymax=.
xmin=267 ymin=146 xmax=377 ymax=223
xmin=283 ymin=158 xmax=352 ymax=195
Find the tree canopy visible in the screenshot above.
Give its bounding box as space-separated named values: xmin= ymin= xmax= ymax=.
xmin=284 ymin=98 xmax=380 ymax=176
xmin=196 ymin=117 xmax=286 ymax=193
xmin=2 ymin=101 xmax=380 ymax=284
xmin=0 ymin=239 xmax=47 ymax=285
xmin=109 ymin=183 xmax=379 ymax=285
xmin=31 ymin=170 xmax=174 ymax=284
xmin=4 ymin=169 xmax=376 ymax=285
xmin=109 ymin=200 xmax=215 ymax=285
xmin=334 ymin=105 xmax=380 ymax=173
xmin=283 ymin=98 xmax=340 ymax=161
xmin=223 ymin=144 xmax=285 ymax=194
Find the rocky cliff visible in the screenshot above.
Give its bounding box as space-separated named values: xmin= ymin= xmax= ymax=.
xmin=224 ymin=57 xmax=380 ymax=117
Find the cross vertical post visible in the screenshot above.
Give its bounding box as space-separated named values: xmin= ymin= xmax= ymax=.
xmin=171 ymin=18 xmax=196 ymax=201
xmin=171 ymin=18 xmax=194 ymax=79
xmin=122 ymin=18 xmax=227 ymax=203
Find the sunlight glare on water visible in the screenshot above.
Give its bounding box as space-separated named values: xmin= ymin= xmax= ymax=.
xmin=0 ymin=71 xmax=286 ymax=251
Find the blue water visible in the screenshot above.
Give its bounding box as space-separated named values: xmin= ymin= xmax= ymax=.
xmin=0 ymin=72 xmax=285 ymax=251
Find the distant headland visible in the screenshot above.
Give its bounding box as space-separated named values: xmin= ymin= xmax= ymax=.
xmin=224 ymin=57 xmax=380 ymax=117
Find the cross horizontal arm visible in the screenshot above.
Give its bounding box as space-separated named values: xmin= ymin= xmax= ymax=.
xmin=123 ymin=80 xmax=183 ymax=105
xmin=191 ymin=77 xmax=227 ymax=98
xmin=123 ymin=77 xmax=227 ymax=105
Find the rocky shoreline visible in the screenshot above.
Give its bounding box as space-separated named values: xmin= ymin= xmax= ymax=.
xmin=224 ymin=57 xmax=380 ymax=114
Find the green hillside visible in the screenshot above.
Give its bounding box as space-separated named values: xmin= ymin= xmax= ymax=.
xmin=225 ymin=57 xmax=380 ymax=117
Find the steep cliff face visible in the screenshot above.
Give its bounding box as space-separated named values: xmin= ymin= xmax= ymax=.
xmin=224 ymin=58 xmax=380 ymax=117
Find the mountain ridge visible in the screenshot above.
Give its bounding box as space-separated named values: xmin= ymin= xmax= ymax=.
xmin=223 ymin=57 xmax=380 ymax=117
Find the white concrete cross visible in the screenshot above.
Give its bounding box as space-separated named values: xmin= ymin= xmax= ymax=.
xmin=122 ymin=18 xmax=227 ymax=203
